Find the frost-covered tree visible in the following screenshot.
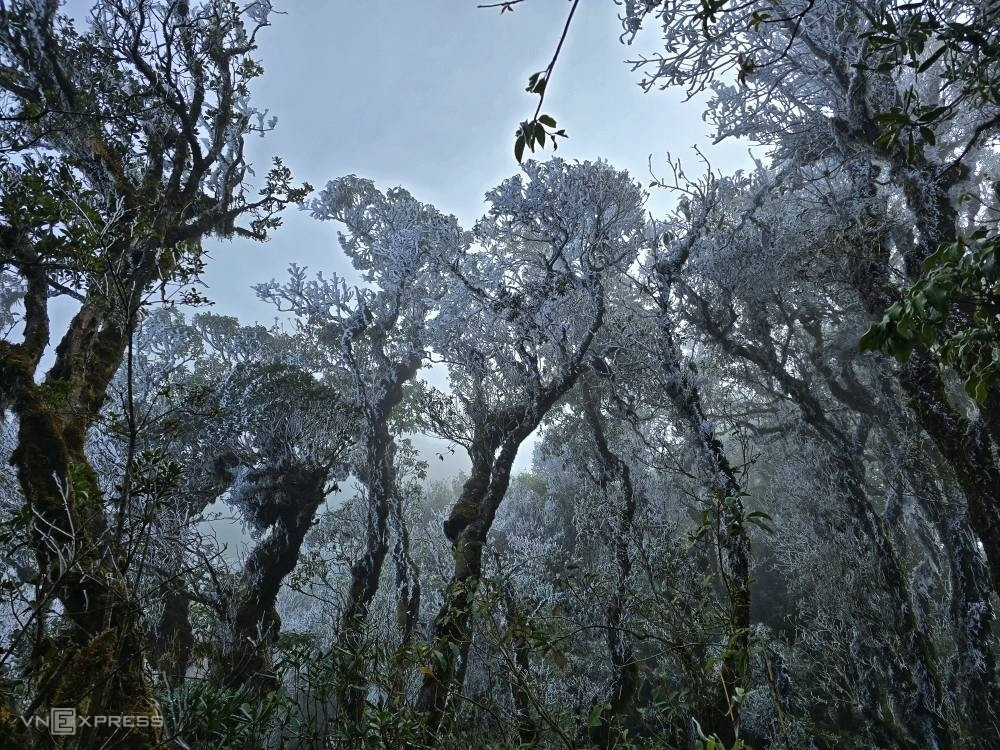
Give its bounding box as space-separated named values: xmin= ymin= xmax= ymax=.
xmin=195 ymin=322 xmax=354 ymax=694
xmin=85 ymin=309 xmax=356 ymax=698
xmin=633 ymin=165 xmax=756 ymax=745
xmin=622 ymin=0 xmax=1000 ymax=603
xmin=411 ymin=157 xmax=647 ymax=742
xmin=257 ymin=174 xmax=465 ymax=722
xmin=0 ymin=0 xmax=306 ymax=740
xmin=659 ymin=157 xmax=997 ymax=747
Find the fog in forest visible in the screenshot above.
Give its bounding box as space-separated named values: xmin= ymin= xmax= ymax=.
xmin=1 ymin=2 xmax=998 ymax=749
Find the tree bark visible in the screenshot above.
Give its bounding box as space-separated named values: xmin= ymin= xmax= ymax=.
xmin=582 ymin=384 xmax=639 ymax=748
xmin=338 ymin=357 xmax=420 ymax=724
xmin=216 ymin=467 xmax=327 ymax=694
xmin=904 ymin=454 xmax=1000 ymax=750
xmin=3 ymin=291 xmax=163 ymax=748
xmin=414 ymin=378 xmax=584 ymax=746
xmin=653 ymin=262 xmax=751 ymax=746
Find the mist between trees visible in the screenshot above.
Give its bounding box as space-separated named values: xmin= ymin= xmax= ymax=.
xmin=1 ymin=1 xmax=999 ymax=749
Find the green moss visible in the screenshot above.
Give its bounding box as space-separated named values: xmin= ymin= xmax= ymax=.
xmin=37 ymin=378 xmax=73 ymax=410
xmin=0 ymin=704 xmax=31 ymax=750
xmin=47 ymin=627 xmax=161 ymax=746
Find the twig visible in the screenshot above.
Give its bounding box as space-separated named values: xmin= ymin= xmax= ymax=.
xmin=531 ymin=0 xmax=581 ymax=124
xmin=477 ymin=0 xmax=528 ymax=8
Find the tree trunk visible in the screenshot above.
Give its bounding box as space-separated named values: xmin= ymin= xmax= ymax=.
xmin=338 ymin=358 xmax=419 ymax=724
xmin=906 ymin=456 xmax=1000 ymax=750
xmin=873 ymin=162 xmax=1000 ymax=596
xmin=899 ymin=356 xmax=1000 ymax=596
xmin=582 ymin=384 xmax=639 ymax=748
xmin=413 ymin=438 xmax=511 ymax=744
xmin=653 ymin=272 xmax=751 ymax=746
xmin=217 ymin=467 xmax=327 ymax=694
xmin=503 ymin=602 xmax=540 ymax=747
xmin=4 ymin=296 xmax=163 ymax=749
xmin=413 ymin=372 xmax=586 ymax=745
xmin=150 ymin=581 xmax=194 ymax=689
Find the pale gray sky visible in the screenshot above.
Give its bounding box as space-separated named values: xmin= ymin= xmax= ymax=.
xmin=200 ymin=0 xmax=752 ymax=320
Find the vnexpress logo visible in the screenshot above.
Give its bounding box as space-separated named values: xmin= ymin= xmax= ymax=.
xmin=20 ymin=708 xmax=163 ymax=735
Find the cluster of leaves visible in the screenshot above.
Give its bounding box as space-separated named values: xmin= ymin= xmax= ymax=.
xmin=514 ymin=113 xmax=566 ymax=164
xmin=863 ymin=1 xmax=1000 ymax=110
xmin=861 ymin=229 xmax=1000 ymax=402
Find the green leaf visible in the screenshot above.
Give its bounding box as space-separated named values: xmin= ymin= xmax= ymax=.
xmin=746 ymin=515 xmax=775 ymax=534
xmin=896 ymin=315 xmax=913 ymax=339
xmin=923 ymin=244 xmax=949 ymax=270
xmin=745 ymin=510 xmax=775 ymax=533
xmin=889 ymin=336 xmax=914 ymax=362
xmin=514 ymin=134 xmax=525 ymax=163
xmin=916 ymin=43 xmax=946 ymax=73
xmin=875 ymin=110 xmax=910 ymax=125
xmin=969 ymin=377 xmax=989 ymax=404
xmin=917 ymin=322 xmax=937 ymax=346
xmin=538 ymin=114 xmax=557 ymax=127
xmin=859 ymin=325 xmax=883 ymax=352
xmin=526 ymin=72 xmax=547 ymax=95
xmin=923 ymin=283 xmax=948 ymax=307
xmin=587 ymin=704 xmax=604 ymax=728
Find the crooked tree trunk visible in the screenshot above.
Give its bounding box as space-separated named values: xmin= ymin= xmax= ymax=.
xmin=413 ymin=436 xmax=513 ymax=743
xmin=826 ymin=57 xmax=1000 ymax=596
xmin=150 ymin=580 xmax=194 ymax=689
xmin=388 ymin=480 xmax=422 ymax=701
xmin=148 ymin=478 xmax=233 ymax=690
xmin=3 ymin=289 xmax=163 ymax=748
xmin=216 ymin=466 xmax=327 ymax=694
xmin=391 ymin=490 xmax=421 ymax=650
xmin=581 ymin=384 xmax=640 ymax=749
xmin=386 ymin=480 xmax=422 ymax=704
xmin=414 ymin=377 xmax=585 ymax=746
xmin=849 ymin=230 xmax=1000 ymax=595
xmin=338 ymin=357 xmax=419 ymax=724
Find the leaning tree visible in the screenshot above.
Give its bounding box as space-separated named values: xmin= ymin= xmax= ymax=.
xmin=411 ymin=158 xmax=648 ymax=744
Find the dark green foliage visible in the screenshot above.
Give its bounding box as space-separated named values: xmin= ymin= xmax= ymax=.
xmin=861 ymin=229 xmax=1000 ymax=402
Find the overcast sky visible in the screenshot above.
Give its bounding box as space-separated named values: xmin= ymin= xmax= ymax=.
xmin=198 ymin=0 xmax=752 ymax=318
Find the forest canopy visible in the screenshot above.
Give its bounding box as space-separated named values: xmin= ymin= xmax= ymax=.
xmin=0 ymin=1 xmax=998 ymax=749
